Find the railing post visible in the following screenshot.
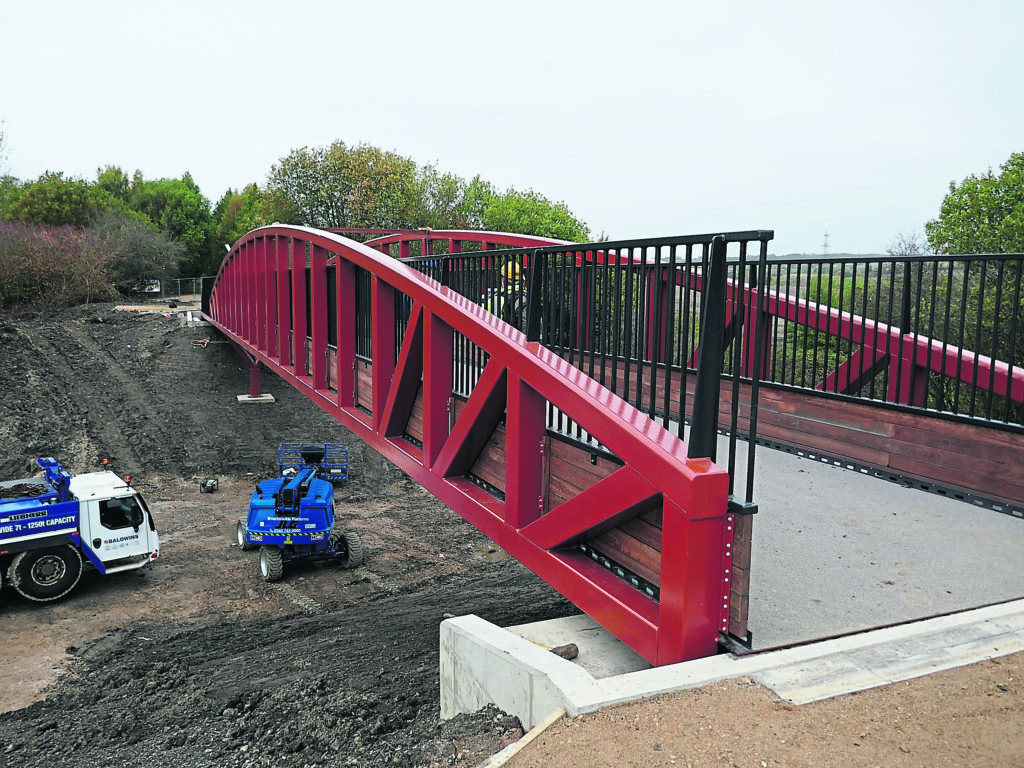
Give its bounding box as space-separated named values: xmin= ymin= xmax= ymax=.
xmin=335 ymin=258 xmax=356 ymax=407
xmin=254 ymin=236 xmax=268 ymax=353
xmin=276 ymin=236 xmax=291 ymax=367
xmin=310 ymin=244 xmax=329 ymax=391
xmin=291 ymin=241 xmax=308 ymax=378
xmin=440 ymin=256 xmax=451 ymax=289
xmin=423 ymin=311 xmax=454 ymax=468
xmin=370 ymin=276 xmax=397 ymax=431
xmin=688 ymin=236 xmax=727 ymax=461
xmin=526 ymin=249 xmax=545 ymax=342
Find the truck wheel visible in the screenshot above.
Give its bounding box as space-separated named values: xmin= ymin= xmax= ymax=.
xmin=236 ymin=519 xmax=255 ymax=551
xmin=9 ymin=546 xmax=83 ymax=602
xmin=259 ymin=547 xmax=284 ymax=582
xmin=340 ymin=531 xmax=363 ymax=568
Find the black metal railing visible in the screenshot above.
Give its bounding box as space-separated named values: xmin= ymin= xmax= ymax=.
xmin=752 ymin=252 xmax=1024 ymax=427
xmin=402 ymin=232 xmax=774 ymax=504
xmin=327 ymin=236 xmax=1024 ymax=506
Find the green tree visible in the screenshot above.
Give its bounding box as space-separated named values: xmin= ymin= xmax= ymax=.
xmin=96 ymin=165 xmax=131 ymax=204
xmin=213 ymin=183 xmax=277 ymax=250
xmin=925 ymin=152 xmax=1024 ymax=254
xmin=345 ymin=144 xmax=420 ymax=228
xmin=129 ymin=173 xmax=214 ymax=276
xmin=482 ymin=188 xmax=589 ymax=242
xmin=266 ymin=141 xmax=423 ymax=229
xmin=265 ymin=143 xmax=353 ymax=227
xmin=265 ymin=141 xmax=591 ymax=242
xmin=0 ymin=128 xmax=16 ymax=220
xmin=414 ymin=168 xmax=494 ymax=230
xmin=0 ymin=175 xmax=21 ymax=222
xmin=7 ymin=172 xmax=129 ymax=228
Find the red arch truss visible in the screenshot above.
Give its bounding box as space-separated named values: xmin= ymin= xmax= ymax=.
xmin=207 ymin=226 xmax=732 ymax=665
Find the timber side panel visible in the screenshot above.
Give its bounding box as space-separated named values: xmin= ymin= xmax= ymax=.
xmin=328 ymin=347 xmax=338 ymax=391
xmin=355 ymin=360 xmax=372 ymax=411
xmin=886 ymin=432 xmax=1024 ymax=484
xmin=592 ymin=528 xmax=661 ymax=586
xmin=620 ymin=517 xmax=661 ymax=550
xmin=889 ymin=455 xmax=1024 ymax=504
xmin=640 ymin=507 xmax=663 ymax=528
xmin=752 ymin=387 xmax=1024 ymax=507
xmin=469 ymin=423 xmax=507 ymax=494
xmin=586 ymin=505 xmax=664 ymax=591
xmin=889 ymin=415 xmax=1024 ymax=472
xmin=755 ymin=411 xmax=894 ymax=467
xmin=405 ymin=384 xmax=425 ymax=443
xmin=758 ymin=389 xmax=895 ymax=436
xmin=545 ymin=439 xmax=620 ymax=509
xmin=728 ymin=513 xmax=753 ymax=640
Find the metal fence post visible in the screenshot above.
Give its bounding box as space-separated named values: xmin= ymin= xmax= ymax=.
xmin=688 ymin=236 xmax=727 ymax=460
xmin=526 ymin=249 xmax=545 ymax=342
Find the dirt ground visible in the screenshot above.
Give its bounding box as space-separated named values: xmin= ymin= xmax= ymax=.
xmin=505 ymin=652 xmax=1024 ymax=768
xmin=0 ymin=301 xmax=1020 ymax=768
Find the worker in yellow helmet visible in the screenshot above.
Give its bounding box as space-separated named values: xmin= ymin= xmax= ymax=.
xmin=485 ymin=261 xmax=527 ymax=331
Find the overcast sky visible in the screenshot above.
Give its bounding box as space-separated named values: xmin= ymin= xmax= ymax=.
xmin=1 ymin=1 xmax=1020 ymax=254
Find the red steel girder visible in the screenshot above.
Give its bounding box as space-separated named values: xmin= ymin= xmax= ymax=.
xmin=208 ymin=226 xmax=732 ymax=666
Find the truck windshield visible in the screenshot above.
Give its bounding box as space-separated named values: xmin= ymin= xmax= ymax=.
xmin=100 ymin=495 xmax=145 ymax=530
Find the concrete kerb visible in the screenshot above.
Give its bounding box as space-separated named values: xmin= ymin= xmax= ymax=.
xmin=440 ymin=599 xmax=1024 ymax=728
xmin=236 ymin=394 xmax=277 ymax=404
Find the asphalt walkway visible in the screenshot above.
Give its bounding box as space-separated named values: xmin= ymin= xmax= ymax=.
xmin=738 ymin=439 xmax=1024 ymax=649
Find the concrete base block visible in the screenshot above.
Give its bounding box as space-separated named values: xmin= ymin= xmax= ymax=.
xmin=440 ymin=615 xmax=598 ymax=728
xmin=185 ymin=311 xmax=211 ymax=328
xmin=440 ymin=600 xmax=1024 ymax=728
xmin=236 ymin=394 xmax=276 ymax=403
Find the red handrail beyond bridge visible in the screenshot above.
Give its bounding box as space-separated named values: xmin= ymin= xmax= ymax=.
xmin=205 ymin=225 xmax=1024 ymax=666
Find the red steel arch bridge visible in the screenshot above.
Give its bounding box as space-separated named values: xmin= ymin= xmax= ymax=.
xmin=204 ymin=226 xmax=1024 ymax=666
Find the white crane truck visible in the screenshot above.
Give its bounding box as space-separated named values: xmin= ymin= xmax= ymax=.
xmin=0 ymin=457 xmax=160 ymax=602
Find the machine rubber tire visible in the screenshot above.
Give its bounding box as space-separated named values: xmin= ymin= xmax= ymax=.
xmin=259 ymin=546 xmax=284 ymax=582
xmin=9 ymin=545 xmax=83 ymax=602
xmin=340 ymin=531 xmax=363 ymax=568
xmin=236 ymin=519 xmax=255 ymax=551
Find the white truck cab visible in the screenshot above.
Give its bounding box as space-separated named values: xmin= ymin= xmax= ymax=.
xmin=70 ymin=471 xmax=160 ymax=573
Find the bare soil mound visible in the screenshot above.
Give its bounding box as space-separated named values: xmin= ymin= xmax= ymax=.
xmin=0 ymin=303 xmax=572 ymax=767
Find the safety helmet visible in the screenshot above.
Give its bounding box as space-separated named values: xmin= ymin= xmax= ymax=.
xmin=501 ymin=262 xmax=521 ymax=281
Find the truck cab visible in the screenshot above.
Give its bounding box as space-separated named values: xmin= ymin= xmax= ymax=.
xmin=70 ymin=470 xmax=160 ymax=573
xmin=0 ymin=460 xmax=160 ymax=602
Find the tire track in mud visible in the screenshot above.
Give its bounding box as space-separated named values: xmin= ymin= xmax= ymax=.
xmin=265 ymin=581 xmax=325 ymax=614
xmin=19 ymin=315 xmax=168 ymax=475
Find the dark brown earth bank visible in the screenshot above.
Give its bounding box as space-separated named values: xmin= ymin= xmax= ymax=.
xmin=0 ymin=303 xmax=572 ymax=767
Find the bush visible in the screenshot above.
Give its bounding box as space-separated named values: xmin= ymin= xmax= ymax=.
xmin=0 ymin=222 xmax=112 ymax=312
xmin=87 ymin=212 xmax=184 ymax=296
xmin=0 ymin=216 xmax=183 ymax=314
